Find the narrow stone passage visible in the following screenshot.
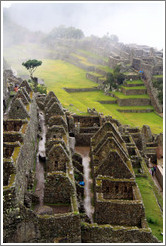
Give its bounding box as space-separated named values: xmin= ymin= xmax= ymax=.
xmin=75 ymin=146 xmax=94 ymax=223
xmin=35 ymin=111 xmax=46 ymax=206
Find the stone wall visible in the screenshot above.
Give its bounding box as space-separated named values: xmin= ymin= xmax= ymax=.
xmin=143 ymin=71 xmax=162 ymax=113
xmin=86 ymin=73 xmax=103 ymax=83
xmin=95 ymin=201 xmax=144 ymax=226
xmin=73 ymin=115 xmax=100 ymax=127
xmin=14 ymin=93 xmax=38 ymax=203
xmin=108 ymin=56 xmax=121 ymax=69
xmin=155 ymin=165 xmax=163 ymax=190
xmin=38 ymin=213 xmax=81 ymax=243
xmin=44 ymin=173 xmax=74 ymax=204
xmin=101 ymin=179 xmax=134 ymax=200
xmin=81 ymin=222 xmax=159 ymax=243
xmin=124 ymin=74 xmax=140 ymax=80
xmin=75 ymin=133 xmax=93 ymax=146
xmin=117 ymin=109 xmax=153 ymax=113
xmin=117 ymin=98 xmax=151 ymax=106
xmin=97 ymin=100 xmax=117 ymax=104
xmin=4 ymin=203 xmax=81 ymax=243
xmin=63 ymin=87 xmax=99 ymax=93
xmin=95 ymin=68 xmax=107 ymax=77
xmin=121 ymin=87 xmax=147 ymax=95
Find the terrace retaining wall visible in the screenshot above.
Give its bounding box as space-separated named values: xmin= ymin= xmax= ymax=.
xmin=117 ymin=98 xmax=151 ymax=107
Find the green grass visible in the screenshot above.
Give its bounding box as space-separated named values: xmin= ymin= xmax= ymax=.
xmin=78 ymin=49 xmax=108 ymax=62
xmin=4 ymin=43 xmax=163 ymax=134
xmin=126 ymin=80 xmax=144 ymax=84
xmin=113 ymin=91 xmax=150 ymax=99
xmin=136 ymin=176 xmax=163 ymax=241
xmin=88 ymin=72 xmax=104 ymax=77
xmin=153 ymin=75 xmax=163 ymax=78
xmin=96 ymin=65 xmax=114 ymax=73
xmin=72 ymin=53 xmax=113 ymax=74
xmin=71 ymin=53 xmax=94 ymax=66
xmin=70 ymin=91 xmax=116 ymax=102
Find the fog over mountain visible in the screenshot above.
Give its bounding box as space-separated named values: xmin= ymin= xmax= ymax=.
xmin=3 ymin=1 xmax=165 ymax=50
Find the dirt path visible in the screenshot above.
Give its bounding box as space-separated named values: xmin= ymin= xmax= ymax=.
xmin=35 ymin=111 xmax=46 ymax=205
xmin=75 ymin=146 xmax=94 ymax=222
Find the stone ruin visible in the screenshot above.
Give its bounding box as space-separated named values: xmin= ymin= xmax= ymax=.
xmin=3 ymin=85 xmax=162 ymax=243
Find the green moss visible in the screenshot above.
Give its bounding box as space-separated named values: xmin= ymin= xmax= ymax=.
xmin=12 ymin=146 xmax=21 ymax=163
xmin=26 ymin=104 xmax=30 ymax=112
xmin=21 ymin=123 xmax=28 ymax=134
xmin=30 ymin=91 xmax=33 ymax=99
xmin=3 ymin=174 xmax=16 ymax=190
xmin=153 ymin=75 xmax=163 ymax=78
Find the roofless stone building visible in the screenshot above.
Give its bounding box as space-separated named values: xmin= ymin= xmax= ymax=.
xmin=3 ymin=81 xmax=161 ymax=243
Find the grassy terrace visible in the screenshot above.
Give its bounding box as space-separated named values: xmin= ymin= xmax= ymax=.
xmin=72 ymin=53 xmax=113 ymax=73
xmin=4 ymin=44 xmax=163 ymax=134
xmin=113 ymin=91 xmax=150 ymax=99
xmin=71 ymin=53 xmax=94 ymax=66
xmin=96 ymin=65 xmax=114 ymax=73
xmin=126 ymin=80 xmax=144 ymax=85
xmin=87 ymin=71 xmax=104 ymax=77
xmin=101 ymin=104 xmax=162 ymax=133
xmin=77 ymin=49 xmax=108 ymax=62
xmin=153 ymin=75 xmax=163 ymax=78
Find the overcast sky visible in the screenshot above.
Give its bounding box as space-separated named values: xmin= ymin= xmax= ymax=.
xmin=2 ymin=1 xmax=165 ymax=50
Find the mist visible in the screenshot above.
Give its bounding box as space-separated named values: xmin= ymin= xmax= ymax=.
xmin=3 ymin=1 xmax=165 ymax=50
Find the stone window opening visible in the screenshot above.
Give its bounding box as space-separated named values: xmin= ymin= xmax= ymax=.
xmin=115 ymin=185 xmax=119 ymax=193
xmin=124 ymin=186 xmax=128 ymax=193
xmin=106 ymin=187 xmax=109 ymax=193
xmin=54 ymin=160 xmax=58 ymax=169
xmin=17 ymin=106 xmax=19 ymax=110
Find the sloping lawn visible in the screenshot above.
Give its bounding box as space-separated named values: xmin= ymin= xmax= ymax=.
xmin=136 ymin=177 xmax=163 ymax=242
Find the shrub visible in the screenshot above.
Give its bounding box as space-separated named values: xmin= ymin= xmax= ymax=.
xmin=147 ymin=216 xmax=157 ymax=224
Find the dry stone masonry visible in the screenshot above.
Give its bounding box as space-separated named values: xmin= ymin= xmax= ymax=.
xmin=3 ymin=80 xmax=162 ymax=243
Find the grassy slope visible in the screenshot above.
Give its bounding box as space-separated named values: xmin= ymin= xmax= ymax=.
xmin=136 ymin=177 xmax=163 ymax=241
xmin=4 ymin=45 xmax=163 ymax=134
xmin=36 ymin=60 xmax=162 ymax=134
xmin=78 ymin=49 xmax=108 ymax=62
